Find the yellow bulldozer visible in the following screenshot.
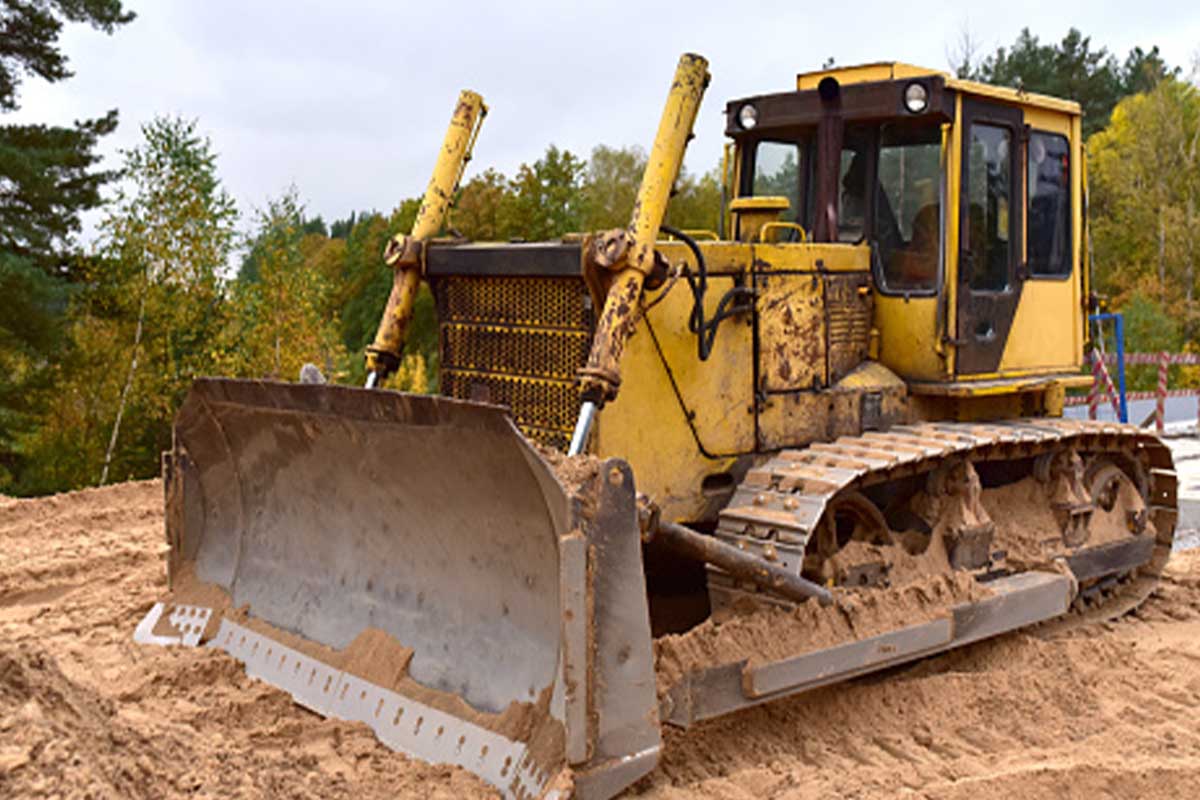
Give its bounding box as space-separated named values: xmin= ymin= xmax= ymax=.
xmin=135 ymin=54 xmax=1177 ymax=799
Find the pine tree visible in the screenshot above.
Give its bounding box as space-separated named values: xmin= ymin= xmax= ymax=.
xmin=966 ymin=28 xmax=1174 ymax=137
xmin=0 ymin=1 xmax=133 ymax=490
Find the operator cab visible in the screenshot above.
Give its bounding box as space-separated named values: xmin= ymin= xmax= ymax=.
xmin=724 ymin=63 xmax=1084 ymax=383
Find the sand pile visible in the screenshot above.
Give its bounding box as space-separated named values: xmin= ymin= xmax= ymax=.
xmin=0 ymin=482 xmax=495 ymax=799
xmin=635 ymin=548 xmax=1200 ymax=799
xmin=2 ymin=481 xmax=1199 ymax=799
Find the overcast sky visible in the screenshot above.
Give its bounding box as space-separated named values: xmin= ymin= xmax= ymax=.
xmin=10 ymin=0 xmax=1199 ymax=240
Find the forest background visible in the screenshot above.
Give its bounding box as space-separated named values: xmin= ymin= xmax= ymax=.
xmin=1 ymin=3 xmax=1197 ymax=495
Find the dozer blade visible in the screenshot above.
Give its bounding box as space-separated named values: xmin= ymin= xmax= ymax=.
xmin=135 ymin=379 xmax=663 ymax=800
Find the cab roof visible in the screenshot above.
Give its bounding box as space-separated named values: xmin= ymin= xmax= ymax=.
xmin=796 ymin=61 xmax=1082 ymax=116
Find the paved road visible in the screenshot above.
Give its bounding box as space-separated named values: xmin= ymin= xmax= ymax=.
xmin=1066 ymin=395 xmax=1200 ymax=426
xmin=1162 ymin=434 xmax=1200 ymax=550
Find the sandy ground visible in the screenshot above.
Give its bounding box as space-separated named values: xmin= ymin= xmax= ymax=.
xmin=3 ymin=481 xmax=1200 ymax=799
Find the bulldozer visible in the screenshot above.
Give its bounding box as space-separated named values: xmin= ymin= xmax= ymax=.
xmin=135 ymin=54 xmax=1177 ymax=799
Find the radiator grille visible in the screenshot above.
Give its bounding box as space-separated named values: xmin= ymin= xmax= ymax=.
xmin=826 ymin=273 xmax=873 ymax=383
xmin=435 ymin=275 xmax=589 ymax=329
xmin=431 ymin=275 xmax=593 ymax=451
xmin=441 ymin=324 xmax=589 ymax=381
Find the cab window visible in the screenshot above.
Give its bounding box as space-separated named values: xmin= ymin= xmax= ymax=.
xmin=836 ymin=128 xmax=872 ymax=243
xmin=751 ymin=140 xmax=802 ymax=217
xmin=875 ymin=125 xmax=941 ymax=293
xmin=965 ymin=123 xmax=1013 ymax=291
xmin=1028 ymin=132 xmax=1072 ymax=277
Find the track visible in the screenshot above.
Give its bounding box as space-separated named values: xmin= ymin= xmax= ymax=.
xmin=2 ymin=480 xmax=1199 ymax=799
xmin=712 ymin=419 xmax=1175 ymax=627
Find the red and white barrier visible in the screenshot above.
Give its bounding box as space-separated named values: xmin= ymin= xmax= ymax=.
xmin=1157 ymin=351 xmax=1169 ymax=432
xmin=1086 ymin=348 xmax=1121 ymax=420
xmin=1067 ymin=350 xmax=1200 ymax=428
xmin=1097 ymin=351 xmax=1200 ymax=365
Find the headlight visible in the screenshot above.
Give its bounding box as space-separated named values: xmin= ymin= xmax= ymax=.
xmin=738 ymin=104 xmax=758 ymax=130
xmin=904 ymin=82 xmax=929 ymax=114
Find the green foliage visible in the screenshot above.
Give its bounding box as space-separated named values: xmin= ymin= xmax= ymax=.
xmin=1090 ymin=78 xmax=1200 ymax=339
xmin=0 ymin=113 xmax=119 ymax=264
xmin=581 ymin=145 xmax=646 ymax=230
xmin=0 ymin=1 xmax=131 ymax=491
xmin=219 ymin=189 xmax=346 ymax=382
xmin=452 ymin=143 xmax=723 ymax=239
xmin=1119 ymin=293 xmax=1183 ymax=391
xmin=1123 ymin=293 xmax=1181 ymax=352
xmin=967 ymin=28 xmax=1174 ymax=137
xmin=451 ymin=169 xmax=508 ymax=240
xmin=12 ymin=116 xmax=238 ymax=494
xmin=665 ymin=166 xmax=723 ymax=233
xmin=500 ymin=145 xmax=586 ymax=241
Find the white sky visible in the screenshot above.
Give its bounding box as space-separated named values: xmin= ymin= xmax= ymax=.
xmin=9 ymin=0 xmax=1199 ymax=239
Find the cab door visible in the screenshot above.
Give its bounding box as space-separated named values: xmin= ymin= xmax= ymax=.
xmin=955 ymin=99 xmax=1024 ymax=374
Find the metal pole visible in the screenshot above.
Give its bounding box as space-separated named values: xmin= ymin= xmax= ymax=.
xmin=1089 ymin=312 xmax=1129 ymax=423
xmin=572 ymin=54 xmax=710 ymax=449
xmin=1114 ymin=313 xmax=1128 ymax=423
xmin=1157 ymin=351 xmax=1168 ymax=433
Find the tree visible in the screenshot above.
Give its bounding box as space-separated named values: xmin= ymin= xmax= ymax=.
xmin=1120 ymin=293 xmax=1183 ymax=391
xmin=10 ymin=116 xmax=238 ymax=494
xmin=581 ymin=145 xmax=646 ymax=230
xmin=964 ymin=28 xmax=1174 ymax=136
xmin=665 ymin=166 xmax=723 ymax=233
xmin=452 ymin=168 xmax=510 ymax=240
xmin=1090 ymin=78 xmax=1200 ymax=336
xmin=220 ymin=190 xmax=346 ymax=383
xmin=1 ymin=1 xmax=133 ymax=112
xmin=0 ymin=0 xmax=133 ymax=490
xmin=499 ymin=145 xmax=586 ymax=240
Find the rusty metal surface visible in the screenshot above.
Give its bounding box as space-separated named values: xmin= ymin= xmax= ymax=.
xmin=580 ymin=53 xmax=710 ymax=406
xmin=582 ymin=461 xmax=661 ymax=786
xmin=753 ymin=269 xmax=872 ymax=395
xmin=711 ymin=418 xmax=1177 ymax=612
xmin=367 ymin=90 xmax=486 ymax=377
xmin=756 ymin=272 xmax=825 ymax=392
xmin=653 ymin=520 xmax=833 ymax=605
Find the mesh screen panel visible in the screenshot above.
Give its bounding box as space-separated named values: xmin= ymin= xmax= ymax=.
xmin=432 ymin=275 xmax=593 ymax=451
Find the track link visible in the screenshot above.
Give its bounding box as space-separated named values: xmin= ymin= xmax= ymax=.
xmin=710 ymin=419 xmax=1177 ymax=620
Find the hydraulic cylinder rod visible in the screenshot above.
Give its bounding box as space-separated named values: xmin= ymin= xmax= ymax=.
xmin=653 ymin=520 xmax=834 ymax=606
xmin=365 ymin=90 xmax=486 ymax=385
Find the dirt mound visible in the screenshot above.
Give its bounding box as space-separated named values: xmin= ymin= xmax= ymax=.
xmin=634 ymin=549 xmax=1200 ymax=799
xmin=2 ymin=481 xmax=1199 ymax=799
xmin=0 ymin=482 xmax=495 ymax=799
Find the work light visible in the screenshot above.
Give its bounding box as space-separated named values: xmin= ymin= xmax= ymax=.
xmin=738 ymin=104 xmax=758 ymax=129
xmin=904 ymin=82 xmax=929 ymax=113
